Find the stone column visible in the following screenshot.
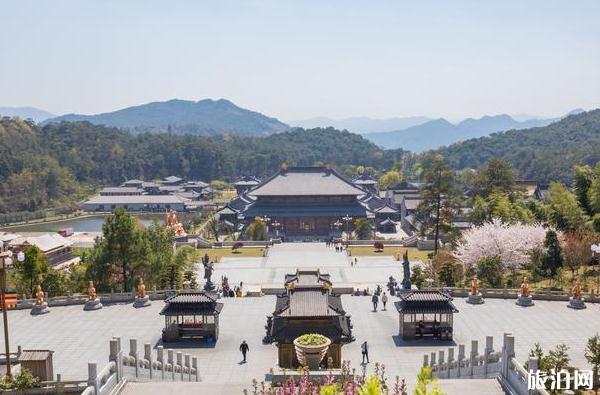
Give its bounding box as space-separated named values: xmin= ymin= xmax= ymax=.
xmin=192 ymin=357 xmax=199 ymax=382
xmin=185 ymin=354 xmax=191 ymax=381
xmin=438 ymin=350 xmax=445 ymax=377
xmin=144 ymin=343 xmax=152 ymax=379
xmin=470 ymin=340 xmax=478 ymax=377
xmin=157 ymin=346 xmax=165 ymax=380
xmin=168 ymin=349 xmax=175 ymax=380
xmin=484 ymin=336 xmax=493 ymax=376
xmin=177 ymin=352 xmax=183 ymax=381
xmin=501 ymin=333 xmax=515 ymax=379
xmin=458 ymin=344 xmax=465 ymax=377
xmin=87 ymin=362 xmax=99 ymax=394
xmin=423 ymin=354 xmax=429 ymax=367
xmin=447 ymin=348 xmax=454 ymax=378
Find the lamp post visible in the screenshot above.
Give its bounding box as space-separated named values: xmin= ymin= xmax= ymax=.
xmin=1 ymin=249 xmax=25 ymax=378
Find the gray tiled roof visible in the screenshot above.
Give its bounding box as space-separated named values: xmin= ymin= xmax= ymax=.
xmin=84 ymin=195 xmax=188 ymax=204
xmin=249 ymin=167 xmax=366 ymax=196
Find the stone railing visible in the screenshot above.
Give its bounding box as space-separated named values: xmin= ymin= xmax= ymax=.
xmin=424 ymin=333 xmax=550 ymax=395
xmin=444 ymin=286 xmax=599 ymax=303
xmin=11 ymin=289 xmax=181 ymax=311
xmin=79 ymin=337 xmax=200 ymax=395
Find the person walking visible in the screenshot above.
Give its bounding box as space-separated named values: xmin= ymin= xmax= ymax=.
xmin=361 ymin=341 xmax=369 ymax=364
xmin=354 ymin=257 xmax=357 ymax=266
xmin=239 ymin=340 xmax=249 ymax=363
xmin=371 ymin=293 xmax=379 ymax=311
xmin=382 ymin=292 xmax=388 ymax=310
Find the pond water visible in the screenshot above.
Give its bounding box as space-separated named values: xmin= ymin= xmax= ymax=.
xmin=1 ymin=214 xmax=165 ymax=233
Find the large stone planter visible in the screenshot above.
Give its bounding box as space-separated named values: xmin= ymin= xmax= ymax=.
xmin=293 ymin=336 xmax=331 ymax=370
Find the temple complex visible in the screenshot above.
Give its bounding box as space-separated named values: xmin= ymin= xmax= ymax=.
xmin=219 ymin=166 xmax=399 ymax=240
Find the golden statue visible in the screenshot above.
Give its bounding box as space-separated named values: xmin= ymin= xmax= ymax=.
xmin=137 ymin=278 xmax=146 ymax=299
xmin=35 ymin=285 xmax=45 ymax=306
xmin=88 ymin=281 xmax=97 ymax=301
xmin=470 ymin=275 xmax=480 ymax=296
xmin=520 ymin=277 xmax=530 ymax=297
xmin=572 ymin=280 xmax=582 ymax=300
xmin=165 ymin=209 xmax=187 ymax=237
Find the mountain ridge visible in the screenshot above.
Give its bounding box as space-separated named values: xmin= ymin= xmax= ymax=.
xmin=44 ymin=98 xmax=289 ymax=137
xmin=0 ymin=106 xmax=55 ymax=123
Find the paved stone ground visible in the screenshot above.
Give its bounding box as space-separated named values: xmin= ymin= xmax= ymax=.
xmin=211 ymin=242 xmax=418 ymax=290
xmin=2 ymin=243 xmax=599 ymax=394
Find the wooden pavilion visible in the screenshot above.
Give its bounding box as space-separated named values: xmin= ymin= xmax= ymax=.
xmin=264 ymin=270 xmax=354 ymax=368
xmin=394 ymin=290 xmax=458 ymax=340
xmin=159 ymin=292 xmax=223 ymax=342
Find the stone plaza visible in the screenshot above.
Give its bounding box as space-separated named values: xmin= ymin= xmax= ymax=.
xmin=2 ymin=243 xmax=600 ymax=394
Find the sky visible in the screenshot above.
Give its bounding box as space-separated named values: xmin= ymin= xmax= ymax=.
xmin=1 ymin=0 xmax=600 ymax=121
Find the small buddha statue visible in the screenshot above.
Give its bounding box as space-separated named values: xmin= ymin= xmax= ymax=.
xmin=35 ymin=285 xmax=45 ymax=306
xmin=520 ymin=277 xmax=530 ymax=297
xmin=470 ymin=275 xmax=480 ymax=296
xmin=572 ymin=280 xmax=582 ymax=301
xmin=88 ymin=280 xmax=97 ymax=301
xmin=137 ymin=278 xmax=146 ymax=299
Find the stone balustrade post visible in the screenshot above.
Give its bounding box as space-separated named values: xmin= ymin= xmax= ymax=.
xmin=470 ymin=340 xmax=478 ymax=377
xmin=423 ymin=354 xmax=429 ymax=367
xmin=458 ymin=344 xmax=465 ymax=377
xmin=88 ymin=362 xmax=99 ymax=394
xmin=484 ymin=336 xmax=493 ymax=376
xmin=129 ymin=339 xmax=138 ymax=360
xmin=430 ymin=352 xmax=436 ymax=367
xmin=185 ymin=354 xmax=191 ymax=381
xmin=438 ymin=350 xmax=445 ymax=368
xmin=157 ymin=346 xmax=164 ymax=380
xmin=144 ymin=343 xmax=152 ymax=379
xmin=109 ymin=338 xmax=122 ymax=382
xmin=177 ymin=352 xmax=184 ymax=381
xmin=447 ymin=348 xmax=454 ymax=378
xmin=192 ymin=357 xmax=198 ymax=382
xmin=168 ymin=349 xmax=175 ymax=380
xmin=503 ymin=284 xmax=508 ymax=299
xmin=501 ymin=333 xmax=515 ymax=379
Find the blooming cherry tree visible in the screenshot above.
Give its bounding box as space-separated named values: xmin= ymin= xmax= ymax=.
xmin=454 ymin=220 xmax=552 ymax=273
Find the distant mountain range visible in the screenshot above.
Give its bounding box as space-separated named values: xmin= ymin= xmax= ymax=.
xmin=44 ymin=99 xmax=289 ymax=137
xmin=438 ymin=109 xmax=600 ymax=184
xmin=290 ymin=116 xmax=432 ymax=134
xmin=0 ymin=106 xmax=55 ymax=123
xmin=364 ymin=114 xmax=566 ymax=152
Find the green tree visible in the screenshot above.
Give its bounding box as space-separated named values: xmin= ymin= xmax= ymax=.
xmin=589 ymin=162 xmax=600 ymax=215
xmin=15 ymin=245 xmax=50 ymax=296
xmin=245 ymin=217 xmax=267 ymax=241
xmin=469 ymin=195 xmax=488 ymax=226
xmin=584 ymin=334 xmax=600 ymax=394
xmin=418 ymin=155 xmax=459 ymax=255
xmin=542 ymin=230 xmax=563 ymax=281
xmin=87 ymin=209 xmax=147 ymax=292
xmin=410 ymin=265 xmax=427 ymax=289
xmin=547 ymin=182 xmax=589 ymax=231
xmin=474 ymin=159 xmax=516 ymax=196
xmin=160 ymin=246 xmax=196 ymax=289
xmin=144 ymin=223 xmax=175 ymax=288
xmin=41 ymin=270 xmax=68 ymax=297
xmin=378 ymin=170 xmax=402 ymax=190
xmin=354 ymin=218 xmax=372 ymax=240
xmin=574 ymin=165 xmax=593 ymax=215
xmin=477 ymin=256 xmax=503 ymax=287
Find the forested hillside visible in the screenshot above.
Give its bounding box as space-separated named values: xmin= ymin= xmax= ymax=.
xmin=0 ymin=118 xmax=404 ymax=213
xmin=437 ymin=109 xmax=600 ymax=184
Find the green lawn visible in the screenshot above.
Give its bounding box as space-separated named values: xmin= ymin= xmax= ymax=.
xmin=196 ymin=247 xmax=266 ymax=262
xmin=347 ymin=246 xmax=433 ymax=262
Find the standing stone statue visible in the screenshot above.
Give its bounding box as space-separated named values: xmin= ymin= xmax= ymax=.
xmin=31 ymin=285 xmax=50 ymax=315
xmin=466 ymin=275 xmax=484 ymax=304
xmin=568 ymin=280 xmax=586 ymax=309
xmin=84 ymin=280 xmax=103 ymax=311
xmin=133 ymin=278 xmax=151 ymax=308
xmin=401 ymin=250 xmax=411 ymax=290
xmin=203 ymin=260 xmax=215 ymax=291
xmin=516 ymin=277 xmax=534 ymax=307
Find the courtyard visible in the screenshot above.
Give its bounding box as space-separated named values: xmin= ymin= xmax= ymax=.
xmin=2 ymin=243 xmax=599 ymax=393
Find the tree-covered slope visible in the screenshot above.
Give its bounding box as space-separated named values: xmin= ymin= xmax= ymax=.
xmin=0 ymin=119 xmax=404 ymax=213
xmin=437 ymin=109 xmax=600 ymax=184
xmin=45 ymin=98 xmax=289 ymax=137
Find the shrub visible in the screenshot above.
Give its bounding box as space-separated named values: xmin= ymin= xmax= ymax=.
xmin=295 ymin=333 xmax=329 ymax=346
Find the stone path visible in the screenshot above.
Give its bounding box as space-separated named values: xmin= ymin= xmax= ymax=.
xmin=210 ymin=242 xmax=415 ymax=290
